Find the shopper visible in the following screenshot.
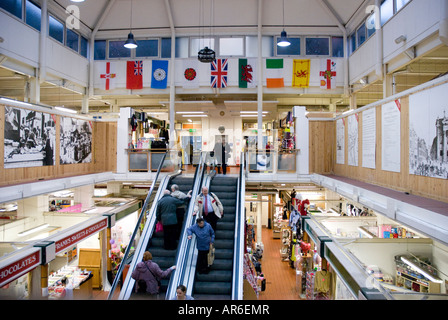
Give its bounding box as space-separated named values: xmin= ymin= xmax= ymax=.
xmin=213 ymin=136 xmax=231 ymax=175
xmin=156 ymin=190 xmax=191 ymax=249
xmin=171 ymin=285 xmax=194 ymax=300
xmin=187 ymin=218 xmax=215 ymax=274
xmin=131 ymin=251 xmax=176 ymax=298
xmin=170 ymin=184 xmax=192 ymax=238
xmin=193 ymin=186 xmax=224 ymax=231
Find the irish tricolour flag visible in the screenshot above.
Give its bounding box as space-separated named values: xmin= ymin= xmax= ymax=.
xmin=266 ymin=59 xmax=284 ymax=88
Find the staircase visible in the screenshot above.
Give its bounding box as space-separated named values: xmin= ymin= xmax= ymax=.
xmin=193 ymin=176 xmax=238 ymax=300
xmin=140 ymin=175 xmax=194 ymax=298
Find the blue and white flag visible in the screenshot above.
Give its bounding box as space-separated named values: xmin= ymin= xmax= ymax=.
xmin=151 ymin=60 xmax=168 ymax=89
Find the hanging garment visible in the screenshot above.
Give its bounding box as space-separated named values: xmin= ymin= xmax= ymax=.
xmin=289 ymin=209 xmax=300 ymax=233
xmin=315 ymin=270 xmax=331 ymax=293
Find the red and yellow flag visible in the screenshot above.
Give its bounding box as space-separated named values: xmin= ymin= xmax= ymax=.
xmin=292 ymin=59 xmax=310 ymax=88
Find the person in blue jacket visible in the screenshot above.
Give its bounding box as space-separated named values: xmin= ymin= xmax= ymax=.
xmin=187 ymin=218 xmax=215 ymax=274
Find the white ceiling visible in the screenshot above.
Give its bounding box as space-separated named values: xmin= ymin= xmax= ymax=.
xmin=1 ymin=0 xmax=448 ymax=115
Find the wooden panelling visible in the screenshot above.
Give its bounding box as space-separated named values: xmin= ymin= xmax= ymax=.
xmin=309 ymin=120 xmax=335 ymax=175
xmin=1 ymin=105 xmax=117 ymax=188
xmin=309 ymin=83 xmax=448 ymax=203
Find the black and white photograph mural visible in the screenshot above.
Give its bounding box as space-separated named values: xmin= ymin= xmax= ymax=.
xmin=4 ymin=106 xmax=55 ymax=168
xmin=409 ymin=82 xmax=448 ymax=179
xmin=60 ymin=117 xmax=92 ymax=164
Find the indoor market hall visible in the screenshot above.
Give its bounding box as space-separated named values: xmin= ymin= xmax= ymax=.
xmin=0 ymin=0 xmax=448 ymax=307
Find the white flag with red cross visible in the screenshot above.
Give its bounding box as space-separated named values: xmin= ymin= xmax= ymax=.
xmin=98 ymin=62 xmax=117 ymax=90
xmin=319 ymin=59 xmax=337 ymax=90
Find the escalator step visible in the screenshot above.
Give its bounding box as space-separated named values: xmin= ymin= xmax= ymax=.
xmin=215 ymin=230 xmax=234 ymax=239
xmin=196 ymin=270 xmax=232 ymax=282
xmin=214 ymin=239 xmax=234 ymax=249
xmin=214 ymin=249 xmax=233 ymax=260
xmin=194 ymin=282 xmax=232 ymax=295
xmin=210 ymin=259 xmax=233 ymax=270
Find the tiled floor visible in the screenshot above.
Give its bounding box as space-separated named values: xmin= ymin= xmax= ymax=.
xmin=258 ymin=227 xmax=302 ymax=300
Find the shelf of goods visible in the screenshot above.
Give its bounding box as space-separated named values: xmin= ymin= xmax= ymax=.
xmin=394 ymin=255 xmax=442 ymax=294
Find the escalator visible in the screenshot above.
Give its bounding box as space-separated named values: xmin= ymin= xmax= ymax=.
xmin=113 ymin=152 xmax=206 ymax=301
xmin=192 ymin=175 xmax=239 ymax=300
xmin=143 ymin=175 xmax=194 ymax=297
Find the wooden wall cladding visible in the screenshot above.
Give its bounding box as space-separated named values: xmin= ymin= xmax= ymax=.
xmin=1 ymin=105 xmax=117 ymax=188
xmin=309 ymin=120 xmax=335 ymax=175
xmin=309 ymin=83 xmax=448 ymax=203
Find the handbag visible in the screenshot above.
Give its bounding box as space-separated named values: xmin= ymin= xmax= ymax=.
xmin=156 ymin=221 xmax=163 ymax=233
xmin=144 ymin=261 xmax=162 ymax=290
xmin=207 ymin=243 xmax=215 ymax=266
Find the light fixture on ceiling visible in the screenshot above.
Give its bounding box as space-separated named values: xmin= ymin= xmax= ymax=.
xmin=277 ymin=0 xmax=290 ymax=47
xmin=395 ymin=35 xmax=407 ymax=44
xmin=198 ymin=0 xmax=216 ymax=62
xmin=182 ymin=114 xmax=208 ymax=118
xmin=124 ymin=0 xmax=138 ymax=49
xmin=70 ymin=0 xmax=85 ymax=2
xmin=400 ymin=256 xmax=443 ymax=283
xmin=18 ymin=224 xmax=50 ymax=237
xmin=55 ymin=106 xmax=78 ymax=114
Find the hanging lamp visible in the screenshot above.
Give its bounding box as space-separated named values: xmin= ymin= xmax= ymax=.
xmin=124 ymin=0 xmax=138 ymax=49
xmin=197 ymin=0 xmax=215 ymax=62
xmin=277 ymin=0 xmax=290 ymax=47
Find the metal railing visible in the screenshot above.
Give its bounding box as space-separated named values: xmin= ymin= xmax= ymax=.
xmin=165 ymin=152 xmax=208 ymax=299
xmin=164 ymin=151 xmax=207 ymax=299
xmin=232 ymin=151 xmax=245 ymax=300
xmin=107 ymin=151 xmax=172 ymax=300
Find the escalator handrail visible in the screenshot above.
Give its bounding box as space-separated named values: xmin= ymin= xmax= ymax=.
xmin=118 ymin=169 xmax=181 ymax=300
xmin=107 ymin=151 xmax=168 ymax=300
xmin=164 ymin=152 xmax=203 ymax=298
xmin=232 ymin=152 xmax=245 ymax=300
xmin=165 ymin=151 xmax=208 ymax=299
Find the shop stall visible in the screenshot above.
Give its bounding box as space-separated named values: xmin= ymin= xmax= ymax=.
xmin=341 ymin=238 xmax=448 ymax=299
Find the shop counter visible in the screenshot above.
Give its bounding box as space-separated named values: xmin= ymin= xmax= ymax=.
xmin=48 ymin=270 xmax=93 ymax=300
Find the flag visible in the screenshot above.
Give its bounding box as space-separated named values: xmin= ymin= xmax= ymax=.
xmin=126 ymin=61 xmax=143 ymax=89
xmin=151 ymin=60 xmax=168 ymax=89
xmin=266 ymin=59 xmax=284 ymax=88
xmin=239 ymin=58 xmax=257 ymax=88
xmin=292 ymin=59 xmax=310 ymax=88
xmin=99 ymin=62 xmax=116 ymax=90
xmin=211 ymin=59 xmax=228 ymax=88
xmin=182 ymin=60 xmax=200 ymax=89
xmin=319 ymin=59 xmax=337 ymax=89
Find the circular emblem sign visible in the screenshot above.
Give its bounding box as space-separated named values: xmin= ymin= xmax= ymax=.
xmin=184 ymin=68 xmax=197 ymax=81
xmin=154 ymin=68 xmax=166 ymax=81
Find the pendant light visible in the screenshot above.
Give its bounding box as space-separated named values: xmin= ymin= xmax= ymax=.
xmin=277 ymin=0 xmax=290 ymax=47
xmin=197 ymin=0 xmax=216 ymax=63
xmin=124 ymin=0 xmax=138 ymax=49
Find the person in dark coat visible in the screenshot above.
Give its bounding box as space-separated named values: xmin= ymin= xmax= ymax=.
xmin=187 ymin=218 xmax=215 ymax=274
xmin=131 ymin=251 xmax=175 ymax=297
xmin=213 ymin=136 xmax=231 ymax=175
xmin=156 ymin=190 xmax=191 ymax=250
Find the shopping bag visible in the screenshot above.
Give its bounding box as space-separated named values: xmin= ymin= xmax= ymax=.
xmin=156 ymin=221 xmax=163 ymax=233
xmin=207 ymin=243 xmax=215 ymax=266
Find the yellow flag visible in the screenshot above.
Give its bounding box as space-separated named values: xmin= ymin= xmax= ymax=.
xmin=292 ymin=59 xmax=310 ymax=88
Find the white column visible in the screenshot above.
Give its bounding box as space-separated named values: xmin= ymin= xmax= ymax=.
xmin=256 ymin=193 xmax=262 ymax=245
xmin=74 ymin=185 xmax=94 ymax=209
xmin=294 ymin=106 xmax=309 ymax=175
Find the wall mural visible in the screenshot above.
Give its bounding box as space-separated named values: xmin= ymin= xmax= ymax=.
xmin=4 ymin=106 xmax=55 ymax=168
xmin=60 ymin=117 xmax=92 ymax=164
xmin=409 ymin=82 xmax=448 ymax=179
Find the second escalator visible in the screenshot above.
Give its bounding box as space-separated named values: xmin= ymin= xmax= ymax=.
xmin=192 ymin=175 xmax=238 ymax=300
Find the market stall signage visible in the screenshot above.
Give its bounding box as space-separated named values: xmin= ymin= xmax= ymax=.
xmin=0 ymin=250 xmax=41 ymax=288
xmin=55 ymin=218 xmax=107 ymax=254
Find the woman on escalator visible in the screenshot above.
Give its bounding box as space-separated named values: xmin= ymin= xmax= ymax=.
xmin=131 ymin=251 xmax=176 ymax=299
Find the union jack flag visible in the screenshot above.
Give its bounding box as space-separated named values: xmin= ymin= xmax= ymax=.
xmin=211 ymin=59 xmax=228 ymax=88
xmin=134 ymin=61 xmax=143 ymax=76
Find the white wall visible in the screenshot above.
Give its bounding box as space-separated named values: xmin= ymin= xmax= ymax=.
xmin=0 ymin=11 xmax=89 ymax=88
